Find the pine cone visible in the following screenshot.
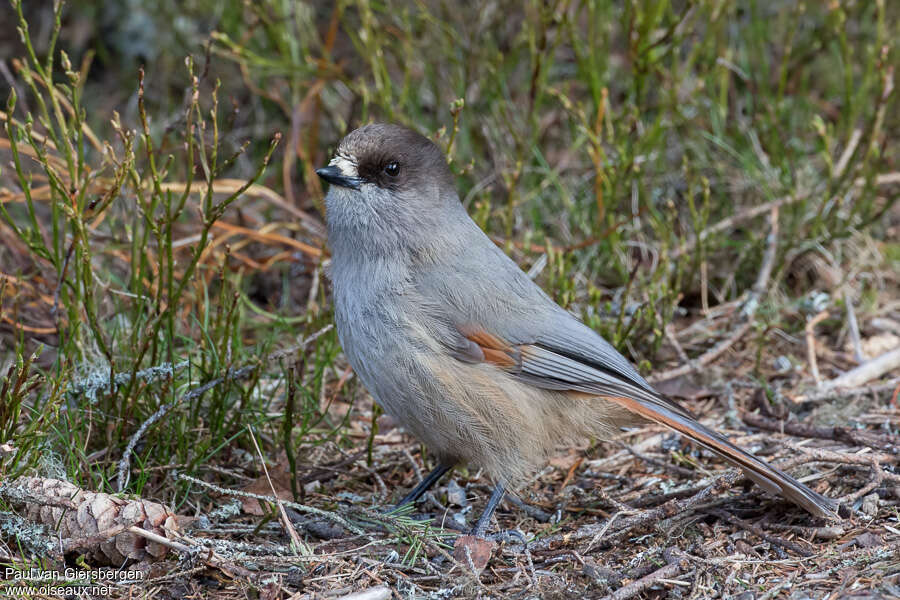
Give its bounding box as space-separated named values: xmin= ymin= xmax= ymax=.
xmin=4 ymin=477 xmax=178 ymax=565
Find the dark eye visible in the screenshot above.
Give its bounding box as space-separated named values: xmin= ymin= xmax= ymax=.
xmin=383 ymin=161 xmax=400 ymax=177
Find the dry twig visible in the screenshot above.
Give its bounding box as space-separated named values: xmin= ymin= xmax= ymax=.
xmin=530 ymin=470 xmax=742 ymax=552
xmin=704 ymin=508 xmax=813 ymax=556
xmin=824 ymin=348 xmax=900 ymax=390
xmin=805 ymin=310 xmax=830 ymax=385
xmin=741 ymin=412 xmax=900 ymax=454
xmin=600 ymin=549 xmax=691 ymax=600
xmin=651 ymin=207 xmax=779 ymax=382
xmin=118 ymin=365 xmax=257 ymax=491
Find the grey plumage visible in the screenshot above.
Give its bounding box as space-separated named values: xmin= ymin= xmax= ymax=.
xmin=319 ymin=123 xmax=838 ymax=520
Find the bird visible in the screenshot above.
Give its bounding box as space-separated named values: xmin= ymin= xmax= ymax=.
xmin=315 ymin=123 xmax=838 ymax=538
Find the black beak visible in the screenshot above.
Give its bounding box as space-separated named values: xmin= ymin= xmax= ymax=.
xmin=316 ymin=165 xmax=363 ymax=190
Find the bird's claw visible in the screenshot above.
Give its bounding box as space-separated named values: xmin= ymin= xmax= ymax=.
xmin=481 ymin=528 xmax=529 ymax=546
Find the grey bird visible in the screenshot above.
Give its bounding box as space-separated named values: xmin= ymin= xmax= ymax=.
xmin=316 ymin=123 xmax=838 ymax=536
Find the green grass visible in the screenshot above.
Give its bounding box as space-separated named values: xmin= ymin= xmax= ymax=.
xmin=0 ymin=0 xmax=896 ymax=521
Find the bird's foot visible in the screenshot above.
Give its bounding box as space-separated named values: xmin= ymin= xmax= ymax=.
xmin=482 ymin=528 xmax=528 ymax=546
xmin=452 ymin=528 xmax=528 ymax=571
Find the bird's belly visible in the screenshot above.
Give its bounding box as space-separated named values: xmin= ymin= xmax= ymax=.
xmin=333 ymin=295 xmax=634 ymax=485
xmin=333 ymin=299 xmax=435 ymax=427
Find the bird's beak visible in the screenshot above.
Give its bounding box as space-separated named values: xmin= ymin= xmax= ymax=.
xmin=316 ymin=165 xmax=363 ymax=190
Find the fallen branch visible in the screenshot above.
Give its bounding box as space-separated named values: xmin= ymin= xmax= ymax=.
xmin=792 ymin=377 xmax=900 ymax=403
xmin=650 ymin=322 xmax=753 ymax=382
xmin=118 ymin=365 xmax=257 ymax=491
xmin=176 ymin=472 xmax=364 ymax=535
xmin=765 ymin=522 xmax=845 ymax=540
xmin=334 ymin=588 xmax=392 ymax=600
xmin=805 ymin=310 xmax=830 ymax=385
xmin=247 ymin=426 xmax=310 ymax=556
xmin=741 ymin=412 xmax=900 ymax=454
xmin=780 ymin=444 xmax=897 ymax=467
xmin=704 ymin=508 xmax=813 ymax=556
xmin=601 ymin=549 xmax=690 ymax=600
xmin=823 ymin=348 xmax=900 ymax=390
xmin=529 ymin=470 xmax=741 ymax=552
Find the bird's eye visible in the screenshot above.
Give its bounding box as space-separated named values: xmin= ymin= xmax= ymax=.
xmin=383 ymin=161 xmax=400 ymax=177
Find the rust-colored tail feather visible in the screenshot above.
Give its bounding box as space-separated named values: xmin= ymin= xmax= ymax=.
xmin=462 ymin=330 xmax=839 ymax=519
xmin=604 ymin=394 xmax=839 ymax=519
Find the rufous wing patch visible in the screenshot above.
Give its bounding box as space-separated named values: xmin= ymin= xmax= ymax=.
xmin=460 ymin=327 xmax=519 ymax=368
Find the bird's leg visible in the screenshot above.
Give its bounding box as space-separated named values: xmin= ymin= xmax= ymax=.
xmin=470 ymin=481 xmax=506 ymax=537
xmin=394 ymin=463 xmax=453 ymax=510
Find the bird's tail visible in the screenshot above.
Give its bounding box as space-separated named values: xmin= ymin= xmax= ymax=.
xmin=603 ymin=393 xmax=839 ymax=519
xmin=462 ymin=330 xmax=839 ymax=518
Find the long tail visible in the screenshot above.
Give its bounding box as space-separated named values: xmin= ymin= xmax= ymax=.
xmin=462 ymin=330 xmax=840 ymax=518
xmin=603 ymin=393 xmax=839 ymax=519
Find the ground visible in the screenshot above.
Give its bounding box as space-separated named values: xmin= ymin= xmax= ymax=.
xmin=0 ymin=1 xmax=898 ymax=598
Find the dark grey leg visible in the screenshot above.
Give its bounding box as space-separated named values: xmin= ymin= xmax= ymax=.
xmin=394 ymin=463 xmax=453 ymax=509
xmin=470 ymin=481 xmax=505 ymax=537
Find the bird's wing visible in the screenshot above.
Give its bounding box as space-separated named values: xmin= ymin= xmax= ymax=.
xmin=413 ymin=219 xmax=835 ymax=517
xmin=451 ymin=321 xmax=838 ymax=519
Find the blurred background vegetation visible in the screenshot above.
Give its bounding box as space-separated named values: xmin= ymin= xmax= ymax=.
xmin=0 ymin=0 xmax=896 ymax=506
